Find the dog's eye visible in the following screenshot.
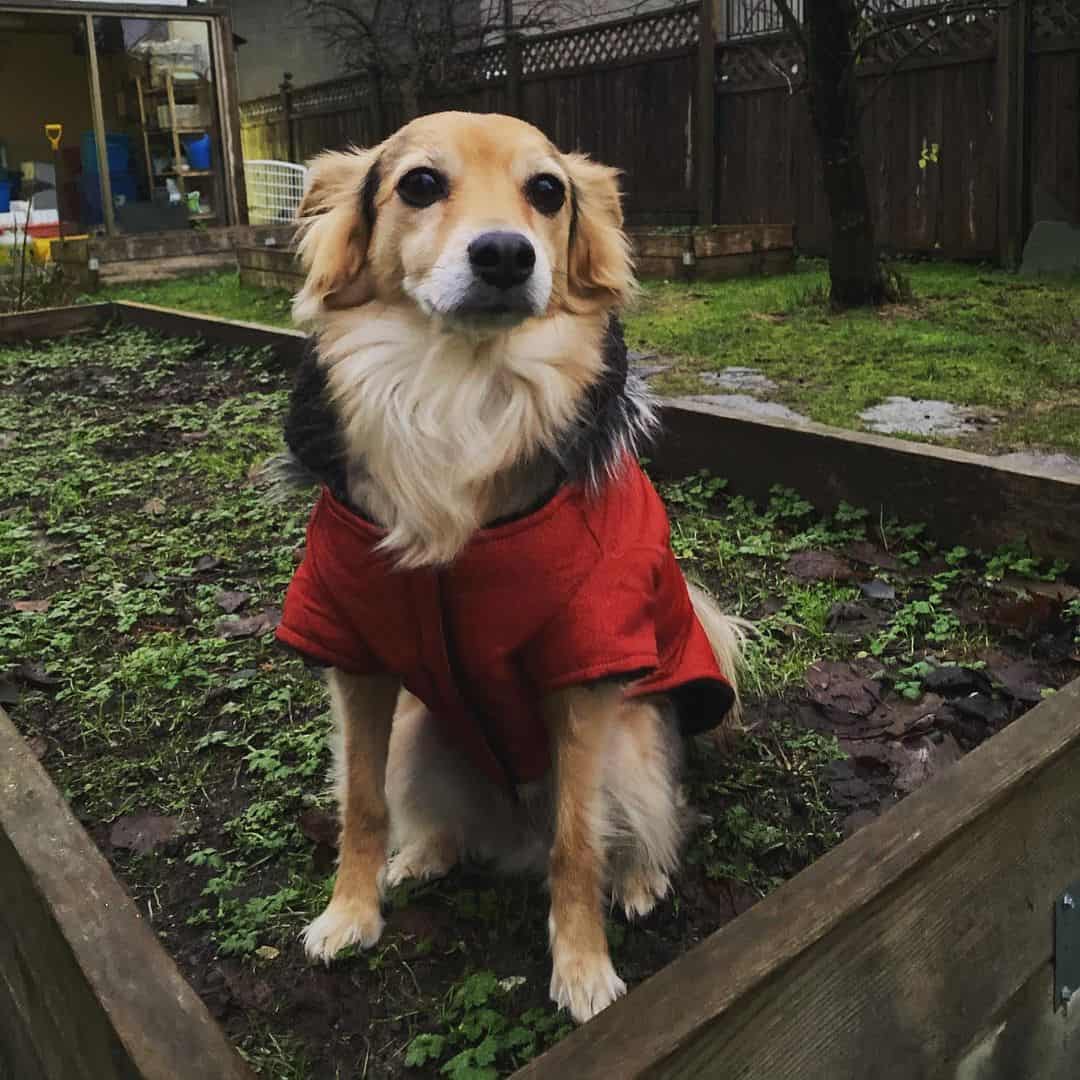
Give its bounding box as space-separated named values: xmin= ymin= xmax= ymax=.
xmin=525 ymin=173 xmax=566 ymax=215
xmin=397 ymin=167 xmax=447 ymax=208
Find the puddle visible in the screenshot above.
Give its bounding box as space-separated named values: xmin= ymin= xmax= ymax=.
xmin=701 ymin=367 xmax=778 ymax=394
xmin=860 ymin=397 xmax=994 ymax=437
xmin=628 ymin=350 xmax=673 ymax=380
xmin=993 ymin=450 xmax=1080 ymax=478
xmin=676 ymin=394 xmax=809 ymax=423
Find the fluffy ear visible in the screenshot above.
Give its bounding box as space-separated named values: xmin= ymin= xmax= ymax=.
xmin=564 ymin=153 xmax=635 ymax=312
xmin=293 ymin=146 xmax=381 ymax=321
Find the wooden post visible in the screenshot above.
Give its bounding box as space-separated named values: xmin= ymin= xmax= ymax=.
xmin=214 ymin=11 xmax=248 ymax=226
xmin=695 ymin=0 xmax=718 ymax=227
xmin=84 ymin=14 xmax=116 ymax=237
xmin=279 ymin=72 xmax=296 ymax=163
xmin=996 ymin=0 xmax=1031 ymax=268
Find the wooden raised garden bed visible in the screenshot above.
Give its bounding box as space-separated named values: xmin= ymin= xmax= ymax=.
xmin=626 ymin=224 xmax=795 ymax=281
xmin=1 ymin=302 xmax=1078 ymax=1079
xmin=233 ymin=225 xmax=797 ymax=295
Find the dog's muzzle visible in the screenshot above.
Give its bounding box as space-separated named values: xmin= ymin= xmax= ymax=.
xmin=452 ymin=230 xmax=539 ymax=321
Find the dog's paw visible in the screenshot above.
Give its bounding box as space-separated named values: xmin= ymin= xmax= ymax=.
xmin=302 ymin=898 xmax=384 ymax=964
xmin=549 ymin=947 xmax=627 ymax=1024
xmin=382 ymin=835 xmax=457 ymax=890
xmin=613 ymin=866 xmax=670 ymax=921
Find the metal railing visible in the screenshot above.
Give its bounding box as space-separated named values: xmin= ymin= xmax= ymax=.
xmin=726 ymin=0 xmax=945 ymax=40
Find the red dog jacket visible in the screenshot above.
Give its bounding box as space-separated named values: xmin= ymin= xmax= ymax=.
xmin=277 ymin=459 xmax=734 ymax=789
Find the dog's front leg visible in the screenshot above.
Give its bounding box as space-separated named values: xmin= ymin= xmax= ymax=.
xmin=545 ymin=684 xmax=627 ymax=1024
xmin=303 ymin=669 xmax=400 ymax=963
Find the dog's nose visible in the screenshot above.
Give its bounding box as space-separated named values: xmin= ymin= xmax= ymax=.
xmin=468 ymin=232 xmax=535 ymax=290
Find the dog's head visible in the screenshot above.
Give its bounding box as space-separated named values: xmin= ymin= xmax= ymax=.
xmin=292 ymin=112 xmax=633 ymax=329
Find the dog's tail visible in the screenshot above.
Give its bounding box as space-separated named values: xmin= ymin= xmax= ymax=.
xmin=686 ymin=581 xmax=751 ymax=729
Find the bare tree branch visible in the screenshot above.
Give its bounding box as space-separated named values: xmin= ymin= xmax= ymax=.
xmin=771 ymin=0 xmax=808 ymax=51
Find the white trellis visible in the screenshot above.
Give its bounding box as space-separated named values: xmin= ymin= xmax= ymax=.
xmin=245 ymin=160 xmax=308 ymax=225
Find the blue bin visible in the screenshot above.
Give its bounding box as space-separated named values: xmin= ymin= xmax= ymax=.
xmin=80 ymin=172 xmax=139 ymax=226
xmin=81 ymin=131 xmax=132 ymax=176
xmin=182 ymin=134 xmax=212 ymax=172
xmin=0 ymin=179 xmax=9 ymax=214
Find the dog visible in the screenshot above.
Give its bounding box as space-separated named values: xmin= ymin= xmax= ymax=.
xmin=269 ymin=112 xmax=745 ymax=1024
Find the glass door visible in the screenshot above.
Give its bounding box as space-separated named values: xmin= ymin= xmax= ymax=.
xmin=91 ymin=14 xmax=225 ymax=234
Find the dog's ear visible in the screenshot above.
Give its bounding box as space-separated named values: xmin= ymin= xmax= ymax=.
xmin=563 ymin=153 xmax=635 ymax=312
xmin=293 ymin=146 xmax=381 ymax=320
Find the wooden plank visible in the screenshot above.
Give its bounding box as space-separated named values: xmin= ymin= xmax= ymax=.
xmin=85 ymin=12 xmax=115 ymax=238
xmin=98 ymin=253 xmax=238 ymax=286
xmin=238 ymin=267 xmax=304 ymax=293
xmin=112 ymin=302 xmax=306 ymax=368
xmin=0 ymin=708 xmax=254 ymax=1080
xmin=235 ymin=246 xmax=301 ymax=273
xmin=948 ymin=962 xmax=1080 ymax=1079
xmin=652 ymin=398 xmax=1080 ymax=562
xmin=516 ymin=677 xmax=1080 ymax=1079
xmin=0 ymin=304 xmax=112 ymax=343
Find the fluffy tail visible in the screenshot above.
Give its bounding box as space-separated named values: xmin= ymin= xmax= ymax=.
xmin=686 ymin=581 xmax=751 ymax=729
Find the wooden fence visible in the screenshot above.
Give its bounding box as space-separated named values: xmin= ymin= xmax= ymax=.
xmin=239 ymin=0 xmax=1080 ymax=262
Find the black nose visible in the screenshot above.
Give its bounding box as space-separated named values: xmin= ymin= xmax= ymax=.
xmin=468 ymin=231 xmax=535 ymax=290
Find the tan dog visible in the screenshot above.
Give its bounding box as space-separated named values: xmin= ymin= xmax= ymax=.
xmin=272 ymin=112 xmax=744 ymax=1024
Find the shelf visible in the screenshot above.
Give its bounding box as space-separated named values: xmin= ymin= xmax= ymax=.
xmin=156 ymin=170 xmax=215 ymax=178
xmin=144 ymin=127 xmax=214 ymax=136
xmin=190 ymin=211 xmax=217 ymax=220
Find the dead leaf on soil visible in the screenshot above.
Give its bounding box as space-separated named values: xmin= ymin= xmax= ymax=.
xmin=215 ymin=590 xmax=250 ymax=614
xmin=844 ymin=541 xmax=901 ymax=571
xmin=871 ymin=693 xmax=944 ymax=739
xmin=193 ymin=555 xmax=222 ymax=573
xmin=997 ymin=575 xmax=1080 ymax=604
xmin=750 ymin=311 xmax=787 ymax=324
xmin=986 ymin=593 xmax=1059 ymax=635
xmin=179 ymin=430 xmax=211 ymax=443
xmin=893 ymin=733 xmax=963 ymax=796
xmin=11 ymin=661 xmax=62 ymax=690
xmin=804 ymin=660 xmax=883 ymax=723
xmin=11 ymin=599 xmax=49 ymax=613
xmin=141 ymin=497 xmax=167 ymax=516
xmin=216 ymin=607 xmax=281 ymax=639
xmin=860 ymin=579 xmax=896 ymax=602
xmin=292 ymin=545 xmax=306 ymax=564
xmin=988 ymin=659 xmax=1051 ymax=704
xmin=787 ymin=550 xmax=855 ymax=583
xmin=109 ymin=812 xmax=181 ymax=855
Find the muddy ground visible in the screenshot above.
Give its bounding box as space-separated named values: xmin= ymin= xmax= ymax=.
xmin=1 ymin=327 xmax=1077 ymax=1078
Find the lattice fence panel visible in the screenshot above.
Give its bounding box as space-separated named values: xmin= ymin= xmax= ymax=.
xmin=242 ymin=95 xmax=283 ymax=122
xmin=292 ymin=77 xmax=371 ymax=117
xmin=717 ymin=37 xmax=803 ymax=87
xmin=718 ymin=3 xmax=1000 ymax=88
xmin=1032 ymin=0 xmax=1080 ymax=42
xmin=521 ymin=4 xmax=698 ymax=76
xmin=449 ymin=44 xmax=508 ymax=84
xmin=860 ymin=6 xmax=1000 ymax=66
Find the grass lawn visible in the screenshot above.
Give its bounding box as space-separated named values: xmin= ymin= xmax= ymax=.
xmin=2 ymin=324 xmax=1077 ymax=1077
xmin=98 ymin=261 xmax=1080 ymax=457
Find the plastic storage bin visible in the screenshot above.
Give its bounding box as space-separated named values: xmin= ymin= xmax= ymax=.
xmin=80 ymin=173 xmax=138 ymax=226
xmin=81 ymin=132 xmax=132 ymax=176
xmin=181 ymin=134 xmax=212 ymax=171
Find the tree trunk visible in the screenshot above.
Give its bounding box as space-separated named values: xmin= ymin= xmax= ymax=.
xmin=804 ymin=0 xmax=888 ymax=306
